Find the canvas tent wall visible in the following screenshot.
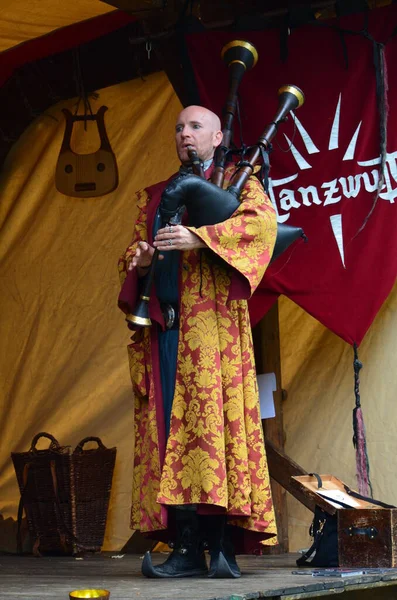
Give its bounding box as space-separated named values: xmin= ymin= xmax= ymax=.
xmin=0 ymin=71 xmax=182 ymax=552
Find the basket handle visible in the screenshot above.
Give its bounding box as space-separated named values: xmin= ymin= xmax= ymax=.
xmin=30 ymin=432 xmax=61 ymax=452
xmin=74 ymin=436 xmax=106 ymax=453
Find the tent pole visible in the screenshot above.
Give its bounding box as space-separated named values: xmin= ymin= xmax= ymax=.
xmin=253 ymin=300 xmax=290 ymax=553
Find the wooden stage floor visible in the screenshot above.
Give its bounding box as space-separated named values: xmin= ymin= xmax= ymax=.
xmin=1 ymin=552 xmax=397 ymax=600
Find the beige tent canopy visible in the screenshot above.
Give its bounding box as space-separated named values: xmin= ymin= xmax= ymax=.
xmin=1 ymin=0 xmax=397 ymax=554
xmin=0 ymin=1 xmax=115 ymax=52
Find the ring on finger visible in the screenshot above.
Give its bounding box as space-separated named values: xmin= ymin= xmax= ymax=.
xmin=168 ymin=239 xmax=173 ymax=246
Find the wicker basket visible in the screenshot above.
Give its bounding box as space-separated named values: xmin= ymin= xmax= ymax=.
xmin=70 ymin=436 xmax=117 ymax=552
xmin=11 ymin=433 xmax=116 ymax=555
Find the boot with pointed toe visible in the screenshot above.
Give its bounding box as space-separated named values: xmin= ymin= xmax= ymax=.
xmin=201 ymin=516 xmax=241 ymax=579
xmin=141 ymin=511 xmax=208 ymax=578
xmin=208 ymin=550 xmax=241 ymax=578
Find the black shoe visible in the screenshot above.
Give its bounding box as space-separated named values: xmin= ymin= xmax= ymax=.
xmin=142 ymin=548 xmax=208 ymax=578
xmin=208 ymin=550 xmax=241 ymax=578
xmin=141 ymin=511 xmax=208 ymax=579
xmin=201 ymin=516 xmax=241 ymax=579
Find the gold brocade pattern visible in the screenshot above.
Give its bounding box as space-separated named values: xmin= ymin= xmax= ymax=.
xmin=119 ymin=188 xmax=167 ymax=532
xmin=119 ymin=168 xmax=278 ymax=542
xmin=188 ymin=168 xmax=277 ymax=297
xmin=118 ymin=188 xmax=149 ymax=287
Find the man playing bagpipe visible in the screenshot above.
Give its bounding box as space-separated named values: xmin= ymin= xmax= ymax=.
xmin=118 ymin=105 xmax=278 ymax=579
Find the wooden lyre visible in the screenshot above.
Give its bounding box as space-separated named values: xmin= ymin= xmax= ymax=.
xmin=55 ymin=106 xmax=118 ymax=198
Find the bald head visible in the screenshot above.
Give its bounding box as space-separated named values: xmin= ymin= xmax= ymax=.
xmin=177 ymin=106 xmax=221 ymax=131
xmin=175 ymin=105 xmax=223 ymax=165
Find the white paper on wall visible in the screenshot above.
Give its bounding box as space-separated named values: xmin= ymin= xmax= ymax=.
xmin=257 ymin=372 xmax=277 ymax=419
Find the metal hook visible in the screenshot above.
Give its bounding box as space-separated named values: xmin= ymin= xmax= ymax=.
xmin=146 ymin=40 xmax=152 ymax=60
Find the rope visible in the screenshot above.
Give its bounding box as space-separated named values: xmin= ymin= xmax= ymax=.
xmin=311 ymin=17 xmax=397 ymax=237
xmin=352 ymin=343 xmax=373 ymax=497
xmin=72 ymin=48 xmax=96 ymax=130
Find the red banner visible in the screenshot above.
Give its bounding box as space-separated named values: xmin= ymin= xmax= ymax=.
xmin=186 ymin=5 xmax=397 ymax=345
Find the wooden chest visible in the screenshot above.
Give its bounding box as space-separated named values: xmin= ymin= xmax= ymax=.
xmin=291 ymin=474 xmax=397 ymax=568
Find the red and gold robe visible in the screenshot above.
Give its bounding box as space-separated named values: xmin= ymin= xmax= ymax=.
xmin=118 ymin=165 xmax=278 ymax=552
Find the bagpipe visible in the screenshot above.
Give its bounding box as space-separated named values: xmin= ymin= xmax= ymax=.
xmin=128 ymin=40 xmax=305 ymax=328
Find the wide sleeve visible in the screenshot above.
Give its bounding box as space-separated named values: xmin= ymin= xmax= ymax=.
xmin=118 ymin=189 xmax=149 ymax=315
xmin=186 ymin=175 xmax=277 ymax=297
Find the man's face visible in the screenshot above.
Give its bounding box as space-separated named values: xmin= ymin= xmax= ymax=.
xmin=175 ymin=106 xmax=222 ymax=165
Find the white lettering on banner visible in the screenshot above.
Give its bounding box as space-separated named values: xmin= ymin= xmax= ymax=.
xmin=298 ymin=185 xmax=322 ymax=207
xmin=266 ymin=93 xmax=397 ymax=268
xmin=269 ymin=152 xmax=397 ymax=223
xmin=339 ymin=176 xmax=361 ymax=198
xmin=360 ymin=170 xmax=379 ymax=193
xmin=322 ymin=178 xmax=342 ymax=206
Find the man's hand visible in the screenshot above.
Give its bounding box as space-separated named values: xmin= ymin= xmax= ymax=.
xmin=153 ymin=225 xmax=206 ymax=251
xmin=128 ymin=241 xmax=163 ymax=275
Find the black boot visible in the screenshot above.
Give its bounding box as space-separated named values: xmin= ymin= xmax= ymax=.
xmin=141 ymin=510 xmax=208 ymax=578
xmin=201 ymin=516 xmax=241 ymax=578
